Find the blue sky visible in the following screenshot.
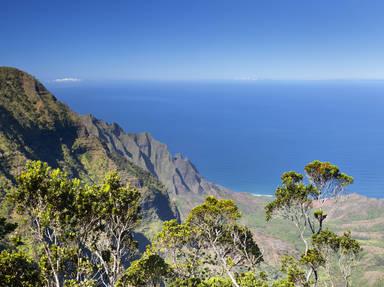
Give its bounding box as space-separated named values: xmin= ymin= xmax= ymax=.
xmin=1 ymin=0 xmax=384 ymax=81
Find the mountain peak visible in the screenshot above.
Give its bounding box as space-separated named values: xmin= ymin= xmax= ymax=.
xmin=0 ymin=66 xmax=32 ymax=76
xmin=0 ymin=66 xmax=76 ymax=129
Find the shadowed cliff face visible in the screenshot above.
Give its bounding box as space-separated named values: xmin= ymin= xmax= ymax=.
xmin=81 ymin=115 xmax=233 ymax=216
xmin=0 ymin=67 xmax=79 ymax=177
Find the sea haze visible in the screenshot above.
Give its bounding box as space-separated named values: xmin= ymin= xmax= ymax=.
xmin=49 ymin=81 xmax=384 ymax=198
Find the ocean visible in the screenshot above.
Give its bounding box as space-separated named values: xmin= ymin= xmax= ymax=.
xmin=49 ymin=80 xmax=384 ymax=198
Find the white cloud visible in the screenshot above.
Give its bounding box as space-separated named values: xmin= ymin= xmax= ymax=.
xmin=53 ymin=77 xmax=81 ymax=83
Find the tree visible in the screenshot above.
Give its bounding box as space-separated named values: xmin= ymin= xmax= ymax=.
xmin=151 ymin=196 xmax=263 ymax=287
xmin=120 ymin=247 xmax=170 ymax=287
xmin=9 ymin=161 xmax=142 ymax=287
xmin=265 ymin=161 xmax=355 ymax=286
xmin=87 ymin=172 xmax=141 ymax=286
xmin=279 ymin=256 xmax=307 ymax=287
xmin=265 ymin=171 xmax=317 ymax=253
xmin=154 ymin=219 xmax=204 ymax=279
xmin=311 ymin=230 xmax=340 ymax=287
xmin=186 ymin=196 xmax=263 ymax=287
xmin=304 ymin=160 xmax=353 ymax=205
xmin=311 ymin=230 xmax=361 ymax=287
xmin=300 ymin=249 xmax=325 ymax=286
xmin=10 ymin=161 xmax=80 ymax=287
xmin=338 ymin=232 xmax=361 ymax=287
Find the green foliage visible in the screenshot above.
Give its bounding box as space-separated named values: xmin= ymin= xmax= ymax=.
xmin=0 ymin=159 xmax=362 ymax=287
xmin=187 ymin=196 xmax=262 ymax=265
xmin=304 ymin=160 xmax=353 ymax=199
xmin=168 ymin=277 xmax=203 ymax=287
xmin=63 ymin=280 xmax=97 ymax=287
xmin=236 ymin=272 xmax=269 ymax=287
xmin=265 ymin=161 xmax=358 ymax=287
xmin=151 ymin=196 xmax=263 ymax=287
xmin=186 ymin=196 xmax=241 ymax=228
xmin=0 ymin=217 xmax=17 ymax=240
xmin=7 ymin=161 xmax=142 ymax=286
xmin=0 ymin=250 xmax=41 ymax=287
xmin=337 ymin=231 xmax=362 ymax=286
xmin=202 ymin=276 xmax=233 ymax=287
xmin=300 ymin=249 xmax=325 ymax=270
xmin=311 ymin=229 xmax=362 ymax=286
xmin=168 ymin=276 xmax=233 ymax=287
xmin=312 ymin=229 xmax=339 ymax=251
xmin=89 ymin=171 xmax=141 ymax=285
xmin=271 ymin=279 xmax=295 ymax=287
xmin=9 ymin=161 xmax=81 ymax=285
xmin=280 ymin=256 xmax=307 ymax=286
xmin=11 ymin=160 xmax=80 ymax=232
xmin=187 ymin=197 xmax=262 ymax=280
xmin=266 ymin=161 xmax=354 ymax=223
xmin=0 ymin=216 xmax=42 ymax=286
xmin=339 ymin=231 xmax=361 ymax=256
xmin=154 ymin=219 xmax=200 ymax=278
xmin=120 ymin=247 xmax=170 ymax=287
xmin=265 ymin=170 xmax=317 ymax=221
xmin=155 ymin=219 xmax=190 ymax=248
xmin=0 ymin=217 xmax=17 ymax=250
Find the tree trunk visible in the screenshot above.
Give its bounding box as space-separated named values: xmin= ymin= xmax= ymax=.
xmin=313 ymin=268 xmax=318 ymax=287
xmin=54 ymin=273 xmax=61 ymax=287
xmin=220 ymin=257 xmax=240 ymax=287
xmin=211 ymin=242 xmax=240 ymax=287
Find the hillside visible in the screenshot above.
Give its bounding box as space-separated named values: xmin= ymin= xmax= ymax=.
xmin=0 ymin=67 xmax=178 ymax=241
xmin=0 ymin=67 xmax=383 ymax=285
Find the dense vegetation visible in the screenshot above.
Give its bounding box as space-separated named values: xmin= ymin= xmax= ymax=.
xmin=0 ymin=160 xmax=361 ymax=286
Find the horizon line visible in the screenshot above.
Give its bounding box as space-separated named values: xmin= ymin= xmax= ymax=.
xmin=46 ymin=77 xmax=384 ymax=84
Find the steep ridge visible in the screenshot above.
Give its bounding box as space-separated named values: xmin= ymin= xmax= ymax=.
xmin=82 ymin=115 xmax=232 ymax=217
xmin=0 ymin=67 xmax=178 ymax=240
xmin=0 ymin=67 xmax=242 ymax=219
